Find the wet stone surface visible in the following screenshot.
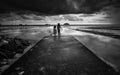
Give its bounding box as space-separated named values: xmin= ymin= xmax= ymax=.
xmin=1 ymin=36 xmax=118 ymax=75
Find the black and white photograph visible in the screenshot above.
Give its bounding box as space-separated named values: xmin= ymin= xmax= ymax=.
xmin=0 ymin=0 xmax=120 ymax=75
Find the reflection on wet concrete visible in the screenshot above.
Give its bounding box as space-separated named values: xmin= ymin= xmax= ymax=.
xmin=1 ymin=36 xmax=118 ymax=75
xmin=52 ymin=31 xmax=61 ymax=41
xmin=74 ymin=35 xmax=120 ymax=71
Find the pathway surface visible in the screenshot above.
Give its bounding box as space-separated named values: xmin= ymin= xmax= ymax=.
xmin=1 ymin=36 xmax=117 ymax=75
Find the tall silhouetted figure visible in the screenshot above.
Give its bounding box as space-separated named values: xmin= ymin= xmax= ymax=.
xmin=57 ymin=23 xmax=61 ymax=36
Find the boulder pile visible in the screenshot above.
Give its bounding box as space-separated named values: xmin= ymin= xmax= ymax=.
xmin=0 ymin=36 xmax=31 ymax=68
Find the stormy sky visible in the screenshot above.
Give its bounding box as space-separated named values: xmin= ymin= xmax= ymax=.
xmin=0 ymin=0 xmax=120 ymax=25
xmin=0 ymin=0 xmax=119 ymax=14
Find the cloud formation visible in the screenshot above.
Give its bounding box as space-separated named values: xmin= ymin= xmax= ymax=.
xmin=0 ymin=11 xmax=113 ymax=25
xmin=0 ymin=0 xmax=119 ymax=14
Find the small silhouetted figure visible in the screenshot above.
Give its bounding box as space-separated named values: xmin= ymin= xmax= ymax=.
xmin=57 ymin=23 xmax=61 ymax=35
xmin=53 ymin=25 xmax=57 ymax=36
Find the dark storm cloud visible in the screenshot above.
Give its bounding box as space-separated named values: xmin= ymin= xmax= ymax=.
xmin=0 ymin=0 xmax=120 ymax=14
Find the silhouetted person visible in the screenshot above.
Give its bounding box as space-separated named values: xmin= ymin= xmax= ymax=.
xmin=53 ymin=25 xmax=57 ymax=36
xmin=57 ymin=23 xmax=61 ymax=36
